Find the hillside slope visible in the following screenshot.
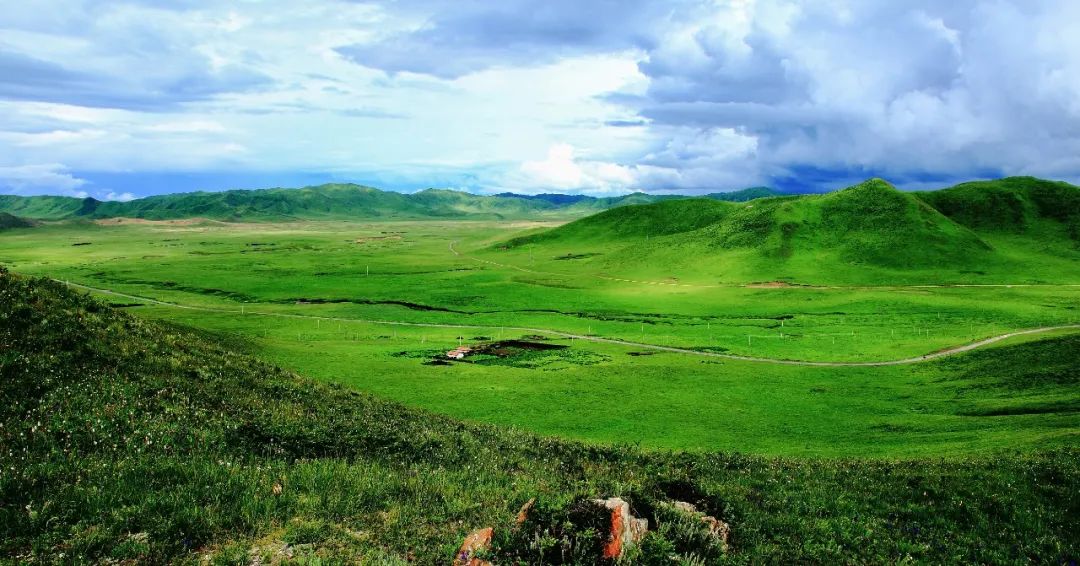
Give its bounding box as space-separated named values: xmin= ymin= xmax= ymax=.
xmin=720 ymin=178 xmax=991 ymax=268
xmin=0 ymin=195 xmax=93 ymax=220
xmin=3 ymin=270 xmax=1079 ymax=562
xmin=505 ymin=198 xmax=738 ymax=247
xmin=0 ymin=185 xmax=789 ymax=223
xmin=0 ymin=186 xmax=671 ymax=222
xmin=916 ymin=176 xmax=1080 ymax=241
xmin=504 ymin=179 xmax=995 ymax=276
xmin=704 ymin=186 xmax=785 ymax=202
xmin=0 ymin=212 xmax=36 ymax=230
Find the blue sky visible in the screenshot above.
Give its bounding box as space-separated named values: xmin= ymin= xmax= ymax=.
xmin=1 ymin=0 xmax=1079 ymax=200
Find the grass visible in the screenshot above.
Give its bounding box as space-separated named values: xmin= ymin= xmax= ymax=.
xmin=916 ymin=176 xmax=1080 ymax=238
xmin=2 ymin=176 xmax=1080 ymax=562
xmin=2 ymin=270 xmax=1078 ymax=563
xmin=498 ymin=178 xmax=1080 ymax=285
xmin=0 ymin=213 xmax=36 ymax=230
xmin=0 ymin=214 xmax=1078 ymax=457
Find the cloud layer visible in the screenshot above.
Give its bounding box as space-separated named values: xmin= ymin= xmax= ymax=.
xmin=1 ymin=0 xmax=1079 ymax=197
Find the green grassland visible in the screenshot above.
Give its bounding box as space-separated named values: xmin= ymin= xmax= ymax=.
xmin=3 ymin=176 xmax=1080 ymax=562
xmin=0 ymin=186 xmax=1077 ymax=457
xmin=2 ymin=272 xmax=1077 ymax=563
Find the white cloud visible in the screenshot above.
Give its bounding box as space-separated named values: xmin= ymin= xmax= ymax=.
xmin=0 ymin=1 xmax=1079 ymax=195
xmin=0 ymin=163 xmax=88 ymax=196
xmin=518 ymin=143 xmax=635 ymax=193
xmin=102 ymin=190 xmax=135 ymax=201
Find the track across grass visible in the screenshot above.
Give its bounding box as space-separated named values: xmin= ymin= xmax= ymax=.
xmin=59 ymin=279 xmax=1080 ymax=367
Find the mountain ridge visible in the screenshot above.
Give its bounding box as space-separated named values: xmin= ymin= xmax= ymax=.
xmin=0 ymin=183 xmax=788 ymax=222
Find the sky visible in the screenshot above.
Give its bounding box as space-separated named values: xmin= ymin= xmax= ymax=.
xmin=1 ymin=0 xmax=1079 ymax=200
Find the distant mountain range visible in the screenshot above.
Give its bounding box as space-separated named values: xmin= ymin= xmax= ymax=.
xmin=3 ymin=178 xmax=1078 ymax=231
xmin=0 ymin=184 xmax=788 ymax=222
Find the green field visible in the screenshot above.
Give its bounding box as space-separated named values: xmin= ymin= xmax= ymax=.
xmin=3 ymin=177 xmax=1080 ymax=563
xmin=4 ymin=272 xmax=1077 ymax=563
xmin=1 ymin=203 xmax=1077 ymax=458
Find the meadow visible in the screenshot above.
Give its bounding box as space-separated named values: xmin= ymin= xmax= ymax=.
xmin=2 ymin=271 xmax=1077 ymax=563
xmin=1 ymin=217 xmax=1077 ymax=457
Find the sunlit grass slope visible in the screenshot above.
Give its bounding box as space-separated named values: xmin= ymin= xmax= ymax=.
xmin=0 ymin=195 xmax=92 ymax=221
xmin=2 ymin=270 xmax=1078 ymax=563
xmin=495 ymin=178 xmax=1080 ymax=284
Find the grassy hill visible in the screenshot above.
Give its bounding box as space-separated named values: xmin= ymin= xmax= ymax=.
xmin=749 ymin=178 xmax=991 ymax=268
xmin=0 ymin=195 xmax=94 ymax=221
xmin=502 ymin=179 xmax=1002 ymax=278
xmin=0 ymin=186 xmax=662 ymax=223
xmin=505 ymin=198 xmax=737 ymax=247
xmin=704 ymin=186 xmax=784 ymax=202
xmin=2 ymin=269 xmax=1078 ymax=563
xmin=916 ymin=176 xmax=1080 ymax=242
xmin=0 ymin=212 xmax=36 ymax=230
xmin=0 ymin=185 xmax=788 ymax=223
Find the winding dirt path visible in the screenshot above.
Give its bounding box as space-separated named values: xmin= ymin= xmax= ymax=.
xmin=56 ymin=279 xmax=1080 ymax=367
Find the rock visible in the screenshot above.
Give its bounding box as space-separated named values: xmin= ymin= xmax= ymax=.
xmin=672 ymin=501 xmax=697 ymax=514
xmin=668 ymin=501 xmax=730 ymax=552
xmin=593 ymin=497 xmax=648 ymax=560
xmin=701 ymin=515 xmax=731 ymax=551
xmin=516 ymin=498 xmax=536 ymax=526
xmin=453 ymin=527 xmax=493 ymax=566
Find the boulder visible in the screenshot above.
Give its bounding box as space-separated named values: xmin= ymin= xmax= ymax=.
xmin=668 ymin=501 xmax=730 ymax=552
xmin=593 ymin=497 xmax=648 ymax=560
xmin=453 ymin=527 xmax=493 ymax=566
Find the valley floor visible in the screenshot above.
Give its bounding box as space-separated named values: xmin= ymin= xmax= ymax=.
xmin=1 ymin=220 xmax=1077 ymax=457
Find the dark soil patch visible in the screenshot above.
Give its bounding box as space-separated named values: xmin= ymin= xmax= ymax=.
xmin=554 ymin=252 xmax=601 ymax=260
xmin=286 ymin=297 xmax=464 ymax=313
xmin=692 ymin=346 xmax=730 ymax=354
xmin=484 ymin=340 xmax=567 ymax=353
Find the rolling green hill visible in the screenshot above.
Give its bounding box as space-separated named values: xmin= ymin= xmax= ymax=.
xmin=504 ymin=179 xmax=1001 ymax=276
xmin=0 ymin=184 xmax=572 ymax=222
xmin=505 ymin=198 xmax=738 ymax=246
xmin=0 ymin=212 xmax=36 ymax=230
xmin=2 ymin=269 xmax=1078 ymax=563
xmin=704 ymin=186 xmax=784 ymax=202
xmin=0 ymin=184 xmax=788 ymax=223
xmin=0 ymin=195 xmax=95 ymax=221
xmin=916 ymin=176 xmax=1080 ymax=241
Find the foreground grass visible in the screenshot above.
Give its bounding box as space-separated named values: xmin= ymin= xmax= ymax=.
xmin=2 ymin=270 xmax=1079 ymax=564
